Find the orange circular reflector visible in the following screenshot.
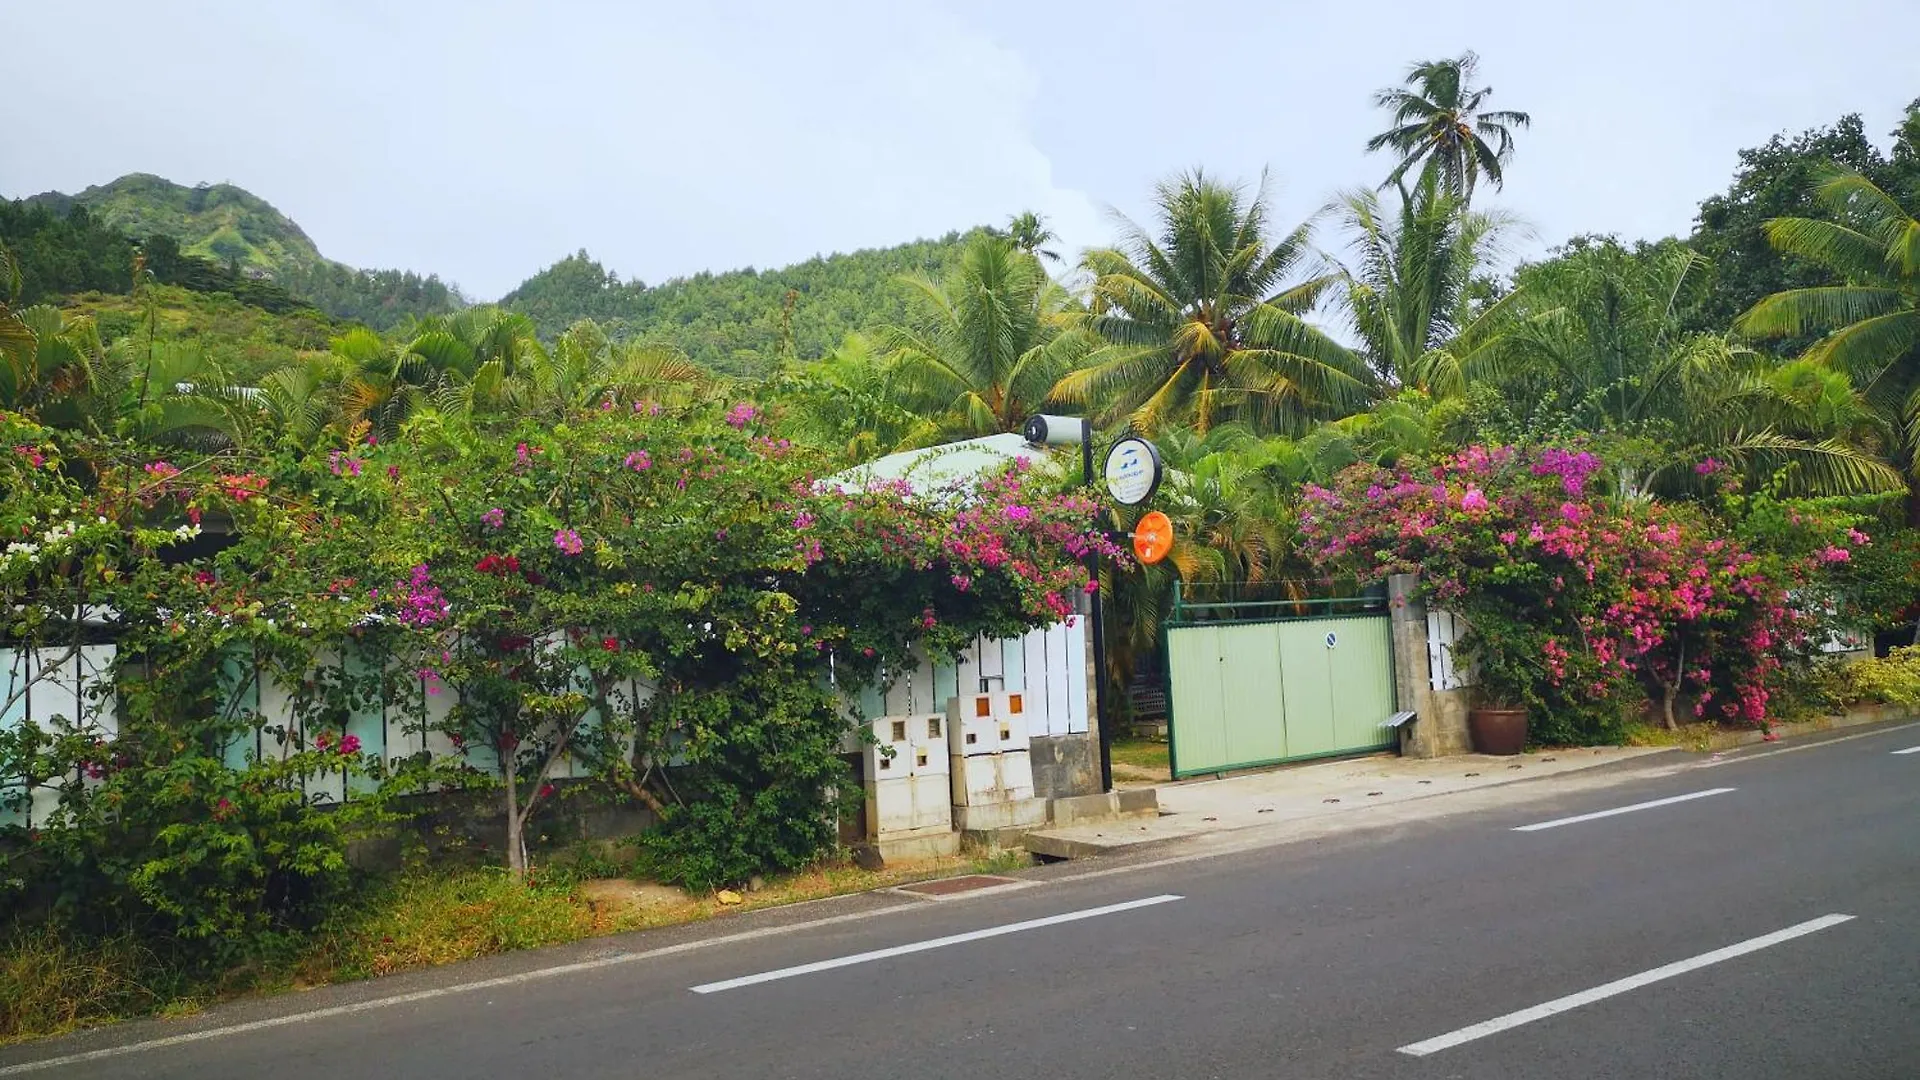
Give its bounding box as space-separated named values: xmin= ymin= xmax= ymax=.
xmin=1132 ymin=510 xmax=1174 ymax=565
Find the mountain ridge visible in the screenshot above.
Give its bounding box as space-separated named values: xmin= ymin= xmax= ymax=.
xmin=18 ymin=172 xmax=986 ymax=370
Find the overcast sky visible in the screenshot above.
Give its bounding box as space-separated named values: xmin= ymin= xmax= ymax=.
xmin=6 ymin=1 xmax=1916 ymax=300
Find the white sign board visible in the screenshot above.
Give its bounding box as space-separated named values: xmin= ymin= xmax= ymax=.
xmin=1103 ymin=437 xmax=1162 ymax=506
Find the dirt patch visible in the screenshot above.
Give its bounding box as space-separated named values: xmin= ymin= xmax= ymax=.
xmin=575 ymin=879 xmax=694 ymax=916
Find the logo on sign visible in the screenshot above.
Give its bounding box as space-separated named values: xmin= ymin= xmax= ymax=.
xmin=1325 ymin=632 xmax=1338 ymax=648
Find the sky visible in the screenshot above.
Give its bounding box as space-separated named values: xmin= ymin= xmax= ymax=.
xmin=5 ymin=0 xmax=1917 ymax=300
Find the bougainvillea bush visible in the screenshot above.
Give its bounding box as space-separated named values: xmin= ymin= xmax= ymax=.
xmin=305 ymin=404 xmax=1120 ymax=887
xmin=1300 ymin=445 xmax=1864 ymax=744
xmin=2 ymin=411 xmax=395 ymax=959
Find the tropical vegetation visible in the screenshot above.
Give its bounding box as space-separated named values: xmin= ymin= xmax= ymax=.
xmin=5 ymin=51 xmax=1920 ymax=1043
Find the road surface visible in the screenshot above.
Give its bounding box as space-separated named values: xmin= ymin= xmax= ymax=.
xmin=4 ymin=723 xmax=1915 ymax=1079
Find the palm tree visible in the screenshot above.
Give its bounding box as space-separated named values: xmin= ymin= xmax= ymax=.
xmin=770 ymin=333 xmax=939 ymax=462
xmin=1735 ymin=163 xmax=1920 ymax=514
xmin=1005 ymin=211 xmax=1062 ymax=264
xmin=878 ymin=233 xmax=1092 ymax=438
xmin=1053 ymin=170 xmax=1370 ymax=435
xmin=1366 ymin=51 xmax=1530 ymax=200
xmin=471 ymin=320 xmax=709 ymax=419
xmin=1331 ymin=172 xmax=1527 ymax=391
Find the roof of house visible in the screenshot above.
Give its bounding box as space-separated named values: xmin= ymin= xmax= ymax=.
xmin=822 ymin=433 xmax=1052 ymax=495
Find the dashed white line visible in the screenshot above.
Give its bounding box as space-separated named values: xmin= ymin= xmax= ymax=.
xmin=1892 ymin=746 xmax=1920 ymax=755
xmin=1512 ymin=787 xmax=1736 ymax=832
xmin=689 ymin=894 xmax=1183 ymax=993
xmin=1397 ymin=914 xmax=1857 ymax=1056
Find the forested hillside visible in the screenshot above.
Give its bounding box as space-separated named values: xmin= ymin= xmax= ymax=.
xmin=23 ymin=174 xmax=464 ymax=330
xmin=500 ymin=233 xmax=981 ymax=375
xmin=27 ymin=173 xmax=324 ymax=275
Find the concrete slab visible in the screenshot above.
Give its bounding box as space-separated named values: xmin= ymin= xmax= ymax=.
xmin=1021 ymin=746 xmax=1667 ymax=858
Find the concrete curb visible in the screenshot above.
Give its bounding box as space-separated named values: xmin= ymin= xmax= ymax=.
xmin=1704 ymin=705 xmax=1917 ymax=752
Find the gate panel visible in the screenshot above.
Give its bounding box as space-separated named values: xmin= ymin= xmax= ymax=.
xmin=1215 ymin=623 xmax=1286 ymax=767
xmin=1166 ymin=626 xmax=1228 ymax=775
xmin=1326 ymin=616 xmax=1397 ymax=753
xmin=1276 ymin=624 xmax=1338 ymax=757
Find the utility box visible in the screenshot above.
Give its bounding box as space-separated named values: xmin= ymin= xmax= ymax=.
xmin=863 ymin=715 xmax=955 ymax=840
xmin=946 ymin=693 xmax=1030 ymax=755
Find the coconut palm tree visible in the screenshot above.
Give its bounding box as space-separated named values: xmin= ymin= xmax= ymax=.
xmin=1331 ymin=172 xmax=1527 ymax=391
xmin=1735 ymin=163 xmax=1920 ymax=514
xmin=1053 ymin=170 xmax=1369 ymax=435
xmin=1005 ymin=211 xmax=1063 ymax=264
xmin=1366 ymin=51 xmax=1530 ymax=200
xmin=877 ymin=233 xmax=1093 ymax=439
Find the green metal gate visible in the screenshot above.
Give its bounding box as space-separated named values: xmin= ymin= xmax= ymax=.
xmin=1165 ymin=587 xmax=1398 ymax=778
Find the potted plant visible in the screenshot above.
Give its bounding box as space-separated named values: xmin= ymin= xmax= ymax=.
xmin=1459 ymin=614 xmax=1535 ymax=756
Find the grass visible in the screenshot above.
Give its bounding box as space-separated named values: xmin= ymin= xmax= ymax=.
xmin=1109 ymin=735 xmax=1170 ymax=776
xmin=0 ymin=845 xmax=1033 ymax=1047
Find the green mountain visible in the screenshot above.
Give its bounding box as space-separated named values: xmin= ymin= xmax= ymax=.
xmin=29 ymin=172 xmax=323 ymax=276
xmin=24 ymin=174 xmax=462 ymax=331
xmin=501 ymin=233 xmax=982 ymax=376
xmin=19 ymin=173 xmax=988 ymax=365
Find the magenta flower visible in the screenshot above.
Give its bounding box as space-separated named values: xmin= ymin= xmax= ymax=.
xmin=143 ymin=460 xmax=180 ymax=481
xmin=1460 ymin=487 xmax=1489 ymax=512
xmin=725 ymin=402 xmax=758 ymax=429
xmin=481 ymin=507 xmax=506 ymax=529
xmin=339 ymin=734 xmax=362 ymax=755
xmin=1694 ymin=457 xmax=1724 ymax=475
xmin=624 ymin=450 xmax=652 ymax=471
xmin=554 ymin=528 xmax=584 ymax=556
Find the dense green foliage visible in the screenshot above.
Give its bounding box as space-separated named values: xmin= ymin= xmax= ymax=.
xmin=500 ymin=235 xmax=978 ymax=375
xmin=27 ymin=173 xmax=325 ymax=277
xmin=22 ymin=176 xmax=463 ymax=330
xmin=1685 ymin=105 xmax=1920 ymax=338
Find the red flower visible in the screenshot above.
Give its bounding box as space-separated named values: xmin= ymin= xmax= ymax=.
xmin=213 ymin=797 xmax=235 ymax=820
xmin=539 ymin=783 xmax=556 ymax=799
xmin=602 ymin=637 xmax=619 ymax=652
xmin=339 ymin=734 xmax=362 ymax=755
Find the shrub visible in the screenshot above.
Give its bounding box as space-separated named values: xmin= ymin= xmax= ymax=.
xmin=1844 ymin=647 xmax=1920 ymax=708
xmin=1300 ymin=445 xmax=1859 ymax=743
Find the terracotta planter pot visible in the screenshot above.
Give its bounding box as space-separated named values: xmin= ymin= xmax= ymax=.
xmin=1468 ymin=707 xmax=1527 ymax=755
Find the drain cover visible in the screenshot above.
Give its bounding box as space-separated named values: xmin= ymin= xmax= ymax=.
xmin=896 ymin=874 xmax=1019 ymax=897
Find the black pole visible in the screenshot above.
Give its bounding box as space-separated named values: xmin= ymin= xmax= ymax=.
xmin=1084 ymin=419 xmax=1113 ymax=793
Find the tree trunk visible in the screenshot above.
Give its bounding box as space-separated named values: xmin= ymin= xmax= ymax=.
xmin=1661 ymin=681 xmax=1680 ymax=731
xmin=504 ymin=774 xmax=526 ymax=877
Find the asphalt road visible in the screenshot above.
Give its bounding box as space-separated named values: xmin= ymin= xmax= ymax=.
xmin=5 ymin=723 xmax=1916 ymax=1080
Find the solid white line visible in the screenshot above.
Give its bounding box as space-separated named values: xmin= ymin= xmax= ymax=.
xmin=0 ymin=902 xmax=927 ymax=1077
xmin=1698 ymin=721 xmax=1920 ymax=767
xmin=1893 ymin=746 xmax=1920 ymax=755
xmin=1397 ymin=914 xmax=1856 ymax=1057
xmin=1512 ymin=788 xmax=1736 ymax=832
xmin=689 ymin=894 xmax=1183 ymax=993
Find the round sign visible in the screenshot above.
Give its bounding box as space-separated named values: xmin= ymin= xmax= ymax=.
xmin=1132 ymin=510 xmax=1174 ymax=565
xmin=1325 ymin=632 xmax=1338 ymax=648
xmin=1103 ymin=437 xmax=1163 ymax=506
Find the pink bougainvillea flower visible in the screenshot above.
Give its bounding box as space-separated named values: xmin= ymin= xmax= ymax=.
xmin=481 ymin=507 xmax=506 ymax=529
xmin=553 ymin=528 xmax=584 ymax=556
xmin=1460 ymin=487 xmax=1489 ymax=512
xmin=339 ymin=734 xmax=362 ymax=755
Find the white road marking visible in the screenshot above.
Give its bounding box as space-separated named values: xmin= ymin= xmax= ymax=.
xmin=689 ymin=894 xmax=1183 ymax=993
xmin=1892 ymin=746 xmax=1920 ymax=755
xmin=1512 ymin=788 xmax=1735 ymax=832
xmin=1697 ymin=721 xmax=1920 ymax=767
xmin=1397 ymin=914 xmax=1856 ymax=1057
xmin=0 ymin=902 xmax=926 ymax=1077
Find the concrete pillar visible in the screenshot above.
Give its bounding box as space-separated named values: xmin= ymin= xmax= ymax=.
xmin=1387 ymin=573 xmax=1474 ymax=758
